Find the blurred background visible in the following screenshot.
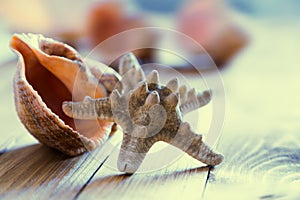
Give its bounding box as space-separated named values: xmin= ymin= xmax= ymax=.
xmin=1 ymin=0 xmax=298 ymax=69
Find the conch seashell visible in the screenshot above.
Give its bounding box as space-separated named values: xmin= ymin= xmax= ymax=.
xmin=10 ymin=33 xmax=121 ymax=156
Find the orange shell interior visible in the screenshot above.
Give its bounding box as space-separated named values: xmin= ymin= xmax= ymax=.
xmin=11 ymin=35 xmax=112 ymax=140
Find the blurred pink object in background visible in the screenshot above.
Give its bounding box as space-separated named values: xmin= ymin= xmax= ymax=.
xmin=86 ymin=1 xmax=155 ymax=67
xmin=177 ymin=0 xmax=248 ymax=67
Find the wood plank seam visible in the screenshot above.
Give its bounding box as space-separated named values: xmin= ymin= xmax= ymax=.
xmin=73 ymin=156 xmax=109 ymax=200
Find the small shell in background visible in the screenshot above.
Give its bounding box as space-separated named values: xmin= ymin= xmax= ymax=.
xmin=86 ymin=1 xmax=155 ymax=69
xmin=177 ymin=0 xmax=248 ymax=67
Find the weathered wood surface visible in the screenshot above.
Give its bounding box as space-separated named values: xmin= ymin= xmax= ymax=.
xmin=1 ymin=19 xmax=300 ymax=199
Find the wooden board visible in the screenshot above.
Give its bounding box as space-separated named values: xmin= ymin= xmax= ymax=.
xmin=204 ymin=131 xmax=300 ymax=200
xmin=78 ymin=148 xmax=209 ymax=200
xmin=0 ymin=131 xmax=120 ymax=199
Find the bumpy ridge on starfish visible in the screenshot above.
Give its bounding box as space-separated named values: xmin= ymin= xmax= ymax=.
xmin=180 ymin=89 xmax=212 ymax=115
xmin=118 ymin=52 xmax=146 ymax=93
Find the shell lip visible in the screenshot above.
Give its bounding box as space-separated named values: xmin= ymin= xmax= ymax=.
xmin=10 ymin=33 xmax=82 ymax=63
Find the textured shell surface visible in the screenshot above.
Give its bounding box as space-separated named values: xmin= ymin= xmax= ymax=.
xmin=10 ymin=33 xmax=121 ymax=156
xmin=63 ymin=53 xmax=223 ymax=173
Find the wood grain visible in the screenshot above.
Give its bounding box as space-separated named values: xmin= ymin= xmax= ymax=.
xmin=0 ymin=133 xmax=120 ymax=199
xmin=78 ymin=153 xmax=210 ymax=200
xmin=204 ymin=131 xmax=300 ymax=200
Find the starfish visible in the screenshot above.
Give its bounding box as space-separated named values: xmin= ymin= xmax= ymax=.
xmin=63 ymin=53 xmax=223 ymax=173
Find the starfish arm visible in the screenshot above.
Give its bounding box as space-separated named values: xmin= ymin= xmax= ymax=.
xmin=62 ymin=96 xmax=114 ymax=121
xmin=118 ymin=127 xmax=155 ymax=173
xmin=111 ymin=111 xmax=133 ymax=133
xmin=119 ymin=53 xmax=145 ymax=93
xmin=110 ymin=90 xmax=133 ymax=133
xmin=170 ymin=122 xmax=223 ymax=166
xmin=180 ymin=89 xmax=212 ymax=115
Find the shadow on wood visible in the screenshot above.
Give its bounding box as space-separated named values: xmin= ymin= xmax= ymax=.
xmin=92 ymin=165 xmax=210 ymax=185
xmin=77 ymin=165 xmax=210 ymax=199
xmin=0 ymin=133 xmax=120 ymax=199
xmin=0 ymin=144 xmax=77 ymax=194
